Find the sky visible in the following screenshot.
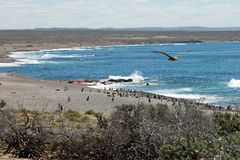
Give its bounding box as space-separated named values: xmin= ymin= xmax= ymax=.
xmin=0 ymin=0 xmax=240 ymax=29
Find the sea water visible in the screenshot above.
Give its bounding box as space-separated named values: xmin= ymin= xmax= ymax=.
xmin=1 ymin=42 xmax=240 ymax=107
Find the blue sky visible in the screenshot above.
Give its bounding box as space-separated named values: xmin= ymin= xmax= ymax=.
xmin=0 ymin=0 xmax=240 ymax=29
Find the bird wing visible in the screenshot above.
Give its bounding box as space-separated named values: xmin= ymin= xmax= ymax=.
xmin=151 ymin=51 xmax=174 ymax=59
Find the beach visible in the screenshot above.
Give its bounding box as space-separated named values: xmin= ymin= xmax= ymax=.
xmin=1 ymin=73 xmax=239 ymax=114
xmin=0 ymin=73 xmax=169 ymax=113
xmin=1 ymin=30 xmax=240 ymax=113
xmin=0 ymin=30 xmax=239 ymax=159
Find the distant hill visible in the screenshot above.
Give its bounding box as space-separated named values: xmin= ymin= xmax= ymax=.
xmin=3 ymin=26 xmax=240 ymax=32
xmin=99 ymin=27 xmax=240 ymax=32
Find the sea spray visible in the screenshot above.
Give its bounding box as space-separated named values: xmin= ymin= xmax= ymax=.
xmin=228 ymin=79 xmax=240 ymax=88
xmin=108 ymin=71 xmax=145 ymax=83
xmin=4 ymin=50 xmax=96 ymax=67
xmin=90 ymin=71 xmax=145 ymax=90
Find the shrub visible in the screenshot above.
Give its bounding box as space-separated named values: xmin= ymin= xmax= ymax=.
xmin=0 ymin=110 xmax=51 ymax=159
xmin=214 ymin=112 xmax=240 ymax=135
xmin=64 ymin=110 xmax=82 ymax=122
xmin=0 ymin=100 xmax=6 ymax=108
xmin=85 ymin=109 xmax=97 ymax=116
xmin=221 ymin=132 xmax=240 ymax=159
xmin=0 ymin=104 xmax=240 ymax=159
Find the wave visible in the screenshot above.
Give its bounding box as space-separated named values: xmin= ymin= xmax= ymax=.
xmin=40 ymin=47 xmax=103 ymax=52
xmin=89 ymin=71 xmax=145 ymax=90
xmin=0 ymin=60 xmax=42 ymax=67
xmin=151 ymin=89 xmax=218 ymax=103
xmin=10 ymin=52 xmax=95 ymax=59
xmin=5 ymin=50 xmax=97 ymax=67
xmin=0 ymin=62 xmax=20 ymax=67
xmin=151 ymin=88 xmax=193 ymax=94
xmin=176 ymin=87 xmax=193 ymax=92
xmin=108 ymin=71 xmax=145 ymax=83
xmin=173 ymin=43 xmax=187 ymax=46
xmin=165 ymin=93 xmax=200 ymax=99
xmin=89 ymin=83 xmax=126 ymax=90
xmin=228 ymin=79 xmax=240 ymax=88
xmin=39 ymin=54 xmax=95 ymax=59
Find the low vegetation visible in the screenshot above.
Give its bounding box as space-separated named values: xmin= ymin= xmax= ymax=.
xmin=0 ymin=103 xmax=239 ymax=159
xmin=0 ymin=100 xmax=6 ymax=108
xmin=85 ymin=109 xmax=98 ymax=116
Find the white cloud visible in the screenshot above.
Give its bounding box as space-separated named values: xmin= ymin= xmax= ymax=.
xmin=0 ymin=0 xmax=239 ymax=29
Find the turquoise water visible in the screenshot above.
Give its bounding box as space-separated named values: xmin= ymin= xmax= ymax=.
xmin=1 ymin=42 xmax=240 ymax=107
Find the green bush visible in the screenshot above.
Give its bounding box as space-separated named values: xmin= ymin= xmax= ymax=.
xmin=64 ymin=110 xmax=82 ymax=122
xmin=221 ymin=132 xmax=240 ymax=159
xmin=1 ymin=104 xmax=240 ymax=159
xmin=214 ymin=112 xmax=240 ymax=135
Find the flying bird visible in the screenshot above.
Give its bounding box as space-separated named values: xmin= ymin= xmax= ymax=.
xmin=152 ymin=51 xmax=179 ymax=61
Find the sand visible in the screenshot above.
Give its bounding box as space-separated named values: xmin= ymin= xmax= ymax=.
xmin=1 ymin=30 xmax=240 ymax=113
xmin=0 ymin=73 xmax=169 ymax=113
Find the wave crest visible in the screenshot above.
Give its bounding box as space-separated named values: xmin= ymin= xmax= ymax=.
xmin=4 ymin=50 xmax=96 ymax=67
xmin=40 ymin=54 xmax=95 ymax=59
xmin=108 ymin=71 xmax=144 ymax=83
xmin=228 ymin=79 xmax=240 ymax=88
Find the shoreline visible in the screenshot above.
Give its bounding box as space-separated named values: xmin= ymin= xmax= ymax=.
xmin=1 ymin=30 xmax=240 ymax=112
xmin=0 ymin=73 xmax=239 ymax=114
xmin=1 ymin=29 xmax=240 ymax=63
xmin=1 ymin=41 xmax=240 ymax=65
xmin=0 ymin=73 xmax=171 ymax=113
xmin=1 ymin=42 xmax=197 ymax=64
xmin=1 ymin=43 xmax=240 ymax=111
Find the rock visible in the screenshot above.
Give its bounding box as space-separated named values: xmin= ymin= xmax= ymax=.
xmin=108 ymin=79 xmax=133 ymax=83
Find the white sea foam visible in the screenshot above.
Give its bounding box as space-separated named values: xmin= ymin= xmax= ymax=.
xmin=89 ymin=83 xmax=126 ymax=90
xmin=0 ymin=60 xmax=42 ymax=67
xmin=39 ymin=54 xmax=95 ymax=59
xmin=108 ymin=71 xmax=145 ymax=83
xmin=177 ymin=88 xmax=193 ymax=92
xmin=150 ymin=87 xmax=220 ymax=103
xmin=152 ymin=89 xmax=218 ymax=103
xmin=0 ymin=62 xmax=20 ymax=67
xmin=89 ymin=71 xmax=145 ymax=90
xmin=147 ymin=82 xmax=159 ymax=86
xmin=1 ymin=49 xmax=97 ymax=67
xmin=173 ymin=43 xmax=187 ymax=46
xmin=152 ymin=88 xmax=193 ymax=94
xmin=40 ymin=47 xmax=102 ymax=52
xmin=228 ymin=79 xmax=240 ymax=88
xmin=159 ymin=93 xmax=207 ymax=100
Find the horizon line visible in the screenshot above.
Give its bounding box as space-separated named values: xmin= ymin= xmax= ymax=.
xmin=1 ymin=26 xmax=240 ymax=31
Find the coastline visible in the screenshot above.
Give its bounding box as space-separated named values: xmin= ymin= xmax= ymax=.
xmin=1 ymin=30 xmax=240 ymax=63
xmin=0 ymin=42 xmax=195 ymax=65
xmin=1 ymin=30 xmax=240 ymax=112
xmin=2 ymin=41 xmax=240 ymax=65
xmin=0 ymin=73 xmax=239 ymax=114
xmin=1 ymin=43 xmax=240 ymax=112
xmin=0 ymin=73 xmax=171 ymax=113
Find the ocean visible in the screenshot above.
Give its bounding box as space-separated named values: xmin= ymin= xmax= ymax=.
xmin=1 ymin=42 xmax=240 ymax=107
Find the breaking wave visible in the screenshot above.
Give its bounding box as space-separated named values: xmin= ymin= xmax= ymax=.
xmin=0 ymin=50 xmax=96 ymax=67
xmin=39 ymin=54 xmax=95 ymax=59
xmin=228 ymin=79 xmax=240 ymax=88
xmin=173 ymin=43 xmax=187 ymax=46
xmin=176 ymin=88 xmax=193 ymax=92
xmin=89 ymin=71 xmax=145 ymax=90
xmin=151 ymin=89 xmax=218 ymax=103
xmin=108 ymin=71 xmax=145 ymax=83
